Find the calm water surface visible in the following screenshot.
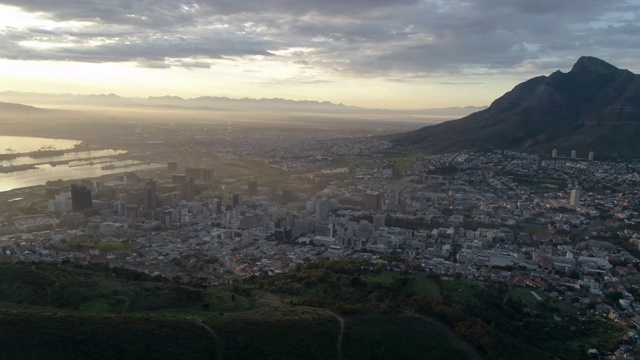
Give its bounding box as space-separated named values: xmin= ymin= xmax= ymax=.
xmin=0 ymin=136 xmax=79 ymax=154
xmin=0 ymin=136 xmax=162 ymax=192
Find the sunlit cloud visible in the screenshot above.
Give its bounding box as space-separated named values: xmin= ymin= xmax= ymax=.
xmin=0 ymin=0 xmax=639 ymax=108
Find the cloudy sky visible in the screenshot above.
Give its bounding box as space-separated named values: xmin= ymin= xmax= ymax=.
xmin=0 ymin=0 xmax=639 ymax=109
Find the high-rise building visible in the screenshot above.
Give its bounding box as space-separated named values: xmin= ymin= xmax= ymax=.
xmin=393 ymin=190 xmax=402 ymax=205
xmin=571 ymin=150 xmax=577 ymax=159
xmin=182 ymin=177 xmax=195 ymax=202
xmin=316 ymin=197 xmax=329 ymax=223
xmin=363 ymin=191 xmax=383 ymax=212
xmin=211 ymin=199 xmax=221 ymax=214
xmin=144 ymin=178 xmax=158 ymax=209
xmin=128 ymin=190 xmax=144 ymax=206
xmin=588 ymin=151 xmax=595 ymax=161
xmin=220 ymin=185 xmax=228 ymax=205
xmin=186 ymin=167 xmax=213 ymax=182
xmin=186 ymin=167 xmax=200 ymax=180
xmin=569 ymin=188 xmax=580 ymax=208
xmin=232 ymin=193 xmax=241 ymax=208
xmin=126 ymin=204 xmax=140 ymax=219
xmin=248 ymin=180 xmax=258 ymax=197
xmin=552 ymin=149 xmax=558 ymax=158
xmin=120 ymin=172 xmax=138 ymax=185
xmin=172 ymin=174 xmax=186 ymax=184
xmin=71 ymin=184 xmax=92 ymax=212
xmin=48 ymin=191 xmax=72 ymax=213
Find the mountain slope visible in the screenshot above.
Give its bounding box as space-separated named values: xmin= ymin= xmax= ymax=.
xmin=392 ymin=56 xmax=640 ymax=158
xmin=0 ymin=101 xmax=48 ymax=113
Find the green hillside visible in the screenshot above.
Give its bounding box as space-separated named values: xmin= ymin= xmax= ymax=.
xmin=0 ymin=261 xmax=627 ymax=359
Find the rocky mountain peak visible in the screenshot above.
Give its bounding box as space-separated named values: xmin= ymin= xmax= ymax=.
xmin=569 ymin=56 xmax=619 ymax=76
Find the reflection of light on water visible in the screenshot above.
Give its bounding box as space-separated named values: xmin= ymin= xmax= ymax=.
xmin=0 ymin=136 xmax=161 ymax=192
xmin=0 ymin=149 xmax=127 ymax=166
xmin=0 ymin=160 xmax=164 ymax=192
xmin=0 ymin=136 xmax=79 ymax=154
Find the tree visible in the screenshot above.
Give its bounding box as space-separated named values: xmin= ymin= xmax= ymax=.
xmin=605 ymin=291 xmax=623 ymax=303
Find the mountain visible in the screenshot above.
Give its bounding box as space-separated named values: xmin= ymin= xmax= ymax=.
xmin=392 ymin=56 xmax=640 ymax=158
xmin=0 ymin=91 xmax=483 ymax=121
xmin=0 ymin=101 xmax=47 ymax=113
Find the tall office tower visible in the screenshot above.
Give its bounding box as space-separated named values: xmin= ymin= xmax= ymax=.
xmin=571 ymin=149 xmax=577 ymax=159
xmin=552 ymin=149 xmax=558 ymax=158
xmin=126 ymin=204 xmax=140 ymax=219
xmin=71 ymin=184 xmax=92 ymax=212
xmin=186 ymin=167 xmax=201 ymax=180
xmin=220 ymin=185 xmax=228 ymax=205
xmin=588 ymin=151 xmax=595 ymax=161
xmin=144 ymin=178 xmax=158 ymax=209
xmin=363 ymin=191 xmax=383 ymax=212
xmin=182 ymin=177 xmax=195 ymax=202
xmin=316 ymin=197 xmax=329 ymax=223
xmin=186 ymin=167 xmax=213 ymax=182
xmin=569 ymin=187 xmax=580 ymax=208
xmin=120 ymin=172 xmax=138 ymax=185
xmin=393 ymin=190 xmax=402 ymax=205
xmin=248 ymin=179 xmax=258 ymax=197
xmin=232 ymin=193 xmax=241 ymax=208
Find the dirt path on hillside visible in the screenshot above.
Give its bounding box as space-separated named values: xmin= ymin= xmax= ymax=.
xmin=185 ymin=316 xmax=224 ymax=360
xmin=111 ymin=296 xmax=130 ymax=313
xmin=292 ymin=305 xmax=344 ymax=360
xmin=406 ymin=312 xmax=484 ymax=360
xmin=329 ymin=310 xmax=345 ymax=360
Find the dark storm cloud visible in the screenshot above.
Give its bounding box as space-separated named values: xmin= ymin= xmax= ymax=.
xmin=1 ymin=0 xmax=639 ymax=74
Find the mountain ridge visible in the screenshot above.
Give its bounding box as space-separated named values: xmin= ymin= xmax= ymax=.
xmin=0 ymin=90 xmax=485 ymax=113
xmin=391 ymin=56 xmax=640 ymax=158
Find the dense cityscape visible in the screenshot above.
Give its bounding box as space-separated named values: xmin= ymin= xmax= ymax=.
xmin=2 ymin=127 xmax=640 ymax=358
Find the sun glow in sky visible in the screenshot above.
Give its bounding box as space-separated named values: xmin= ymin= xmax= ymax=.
xmin=1 ymin=1 xmax=639 ymax=109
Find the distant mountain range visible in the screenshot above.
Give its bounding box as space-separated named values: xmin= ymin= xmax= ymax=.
xmin=391 ymin=56 xmax=640 ymax=158
xmin=0 ymin=91 xmax=485 ymax=120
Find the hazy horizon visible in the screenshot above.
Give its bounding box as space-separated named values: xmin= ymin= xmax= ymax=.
xmin=0 ymin=89 xmax=489 ymax=112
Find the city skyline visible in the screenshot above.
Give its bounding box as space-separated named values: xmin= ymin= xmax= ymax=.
xmin=1 ymin=1 xmax=640 ymax=109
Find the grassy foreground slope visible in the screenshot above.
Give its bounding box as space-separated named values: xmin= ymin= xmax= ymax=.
xmin=0 ymin=260 xmax=628 ymax=359
xmin=0 ymin=262 xmax=478 ymax=360
xmin=343 ymin=315 xmax=476 ymax=360
xmin=0 ymin=302 xmax=474 ymax=360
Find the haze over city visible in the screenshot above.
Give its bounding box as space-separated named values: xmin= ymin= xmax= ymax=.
xmin=1 ymin=0 xmax=639 ymax=109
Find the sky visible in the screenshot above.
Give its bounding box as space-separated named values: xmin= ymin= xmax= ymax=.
xmin=0 ymin=0 xmax=639 ymax=109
